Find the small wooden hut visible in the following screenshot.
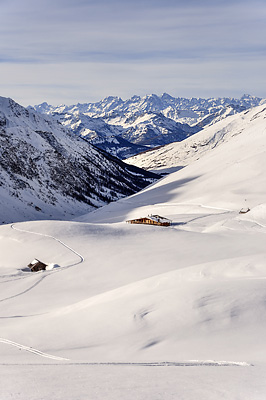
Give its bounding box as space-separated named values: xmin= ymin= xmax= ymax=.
xmin=239 ymin=207 xmax=250 ymax=214
xmin=126 ymin=214 xmax=172 ymax=227
xmin=27 ymin=258 xmax=47 ymax=272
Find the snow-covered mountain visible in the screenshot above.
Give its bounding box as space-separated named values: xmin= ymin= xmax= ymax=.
xmin=34 ymin=93 xmax=263 ymax=125
xmin=125 ymin=104 xmax=266 ymax=174
xmin=118 ymin=112 xmax=198 ymax=147
xmin=2 ymin=100 xmax=266 ymax=399
xmin=31 ymin=93 xmax=263 ymax=158
xmin=0 ymin=96 xmax=158 ymax=224
xmin=50 ymin=109 xmax=149 ymax=159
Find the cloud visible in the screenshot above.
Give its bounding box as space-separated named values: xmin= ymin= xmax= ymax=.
xmin=2 ymin=56 xmax=266 ymax=107
xmin=1 ymin=0 xmax=266 ymax=63
xmin=0 ymin=0 xmax=266 ymax=104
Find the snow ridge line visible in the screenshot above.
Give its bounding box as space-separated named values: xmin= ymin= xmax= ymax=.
xmin=0 ymin=338 xmax=69 ymax=361
xmin=10 ymin=223 xmax=84 ymax=267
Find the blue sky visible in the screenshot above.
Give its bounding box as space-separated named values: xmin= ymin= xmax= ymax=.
xmin=1 ymin=0 xmax=266 ymax=105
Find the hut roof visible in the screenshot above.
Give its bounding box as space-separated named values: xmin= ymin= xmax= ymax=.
xmin=239 ymin=207 xmax=250 ymax=214
xmin=27 ymin=258 xmax=47 ymax=271
xmin=30 ymin=258 xmax=40 ymax=265
xmin=147 ymin=214 xmax=172 ymax=223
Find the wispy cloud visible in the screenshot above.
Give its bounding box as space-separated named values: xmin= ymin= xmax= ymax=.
xmin=1 ymin=0 xmax=266 ymax=104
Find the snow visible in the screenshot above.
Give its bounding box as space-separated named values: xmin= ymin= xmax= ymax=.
xmin=2 ymin=363 xmax=265 ymax=400
xmin=33 ymin=93 xmax=263 ymax=127
xmin=31 ymin=94 xmax=264 ymax=159
xmin=29 ymin=258 xmax=39 ymax=265
xmin=46 ymin=263 xmax=60 ymax=270
xmin=125 ymin=105 xmax=266 ymax=174
xmin=146 ymin=214 xmax=171 ymax=224
xmin=0 ymin=96 xmax=157 ymax=224
xmin=2 ymin=104 xmax=266 ymax=398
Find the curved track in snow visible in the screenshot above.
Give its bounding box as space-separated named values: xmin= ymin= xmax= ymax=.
xmin=0 ymin=274 xmax=47 ymax=304
xmin=1 ymin=223 xmax=85 ymax=282
xmin=0 ymin=223 xmax=85 ymax=303
xmin=11 ymin=223 xmax=84 ymax=266
xmin=0 ymin=224 xmax=84 ymax=359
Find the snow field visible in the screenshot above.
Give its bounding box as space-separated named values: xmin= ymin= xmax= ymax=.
xmin=2 ymin=103 xmax=266 ymax=398
xmin=1 ymin=210 xmax=266 ymax=365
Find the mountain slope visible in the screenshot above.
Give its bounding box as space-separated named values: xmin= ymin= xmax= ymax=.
xmin=125 ymin=104 xmax=266 ymax=174
xmin=0 ymin=97 xmax=158 ymax=224
xmin=50 ymin=109 xmax=149 ymax=158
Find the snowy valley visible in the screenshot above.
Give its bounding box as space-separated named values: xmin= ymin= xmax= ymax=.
xmin=31 ymin=93 xmax=263 ymax=159
xmin=1 ymin=100 xmax=266 ymax=399
xmin=125 ymin=103 xmax=266 ymax=175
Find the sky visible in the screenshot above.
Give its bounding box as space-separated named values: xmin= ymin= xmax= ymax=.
xmin=1 ymin=0 xmax=266 ymax=106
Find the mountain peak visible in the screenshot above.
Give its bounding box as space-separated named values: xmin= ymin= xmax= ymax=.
xmin=241 ymin=93 xmax=260 ymax=100
xmin=161 ymin=92 xmax=174 ymax=99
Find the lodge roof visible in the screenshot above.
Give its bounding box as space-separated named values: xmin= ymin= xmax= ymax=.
xmin=147 ymin=214 xmax=171 ymax=223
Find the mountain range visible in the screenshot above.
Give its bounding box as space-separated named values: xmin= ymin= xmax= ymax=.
xmin=125 ymin=103 xmax=266 ymax=175
xmin=31 ymin=93 xmax=264 ymax=159
xmin=0 ymin=96 xmax=158 ymax=224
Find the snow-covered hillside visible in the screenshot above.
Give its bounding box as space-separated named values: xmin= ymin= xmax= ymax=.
xmin=1 ymin=101 xmax=266 ymax=399
xmin=126 ymin=104 xmax=266 ymax=174
xmin=0 ymin=96 xmax=158 ymax=224
xmin=31 ymin=93 xmax=263 ymax=158
xmin=49 ymin=109 xmax=148 ymax=159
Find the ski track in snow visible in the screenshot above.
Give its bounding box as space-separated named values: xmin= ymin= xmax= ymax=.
xmin=63 ymin=361 xmax=251 ymax=367
xmin=0 ymin=337 xmax=251 ymax=367
xmin=0 ymin=223 xmax=85 ymax=303
xmin=0 ymin=225 xmax=79 ymax=361
xmin=0 ymin=211 xmax=256 ymax=368
xmin=0 ymin=274 xmax=47 ymax=303
xmin=0 ymin=338 xmax=69 ymax=361
xmin=0 ymin=223 xmax=84 ymax=284
xmin=243 ymin=218 xmax=266 ymax=230
xmin=10 ymin=223 xmax=85 ymax=266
